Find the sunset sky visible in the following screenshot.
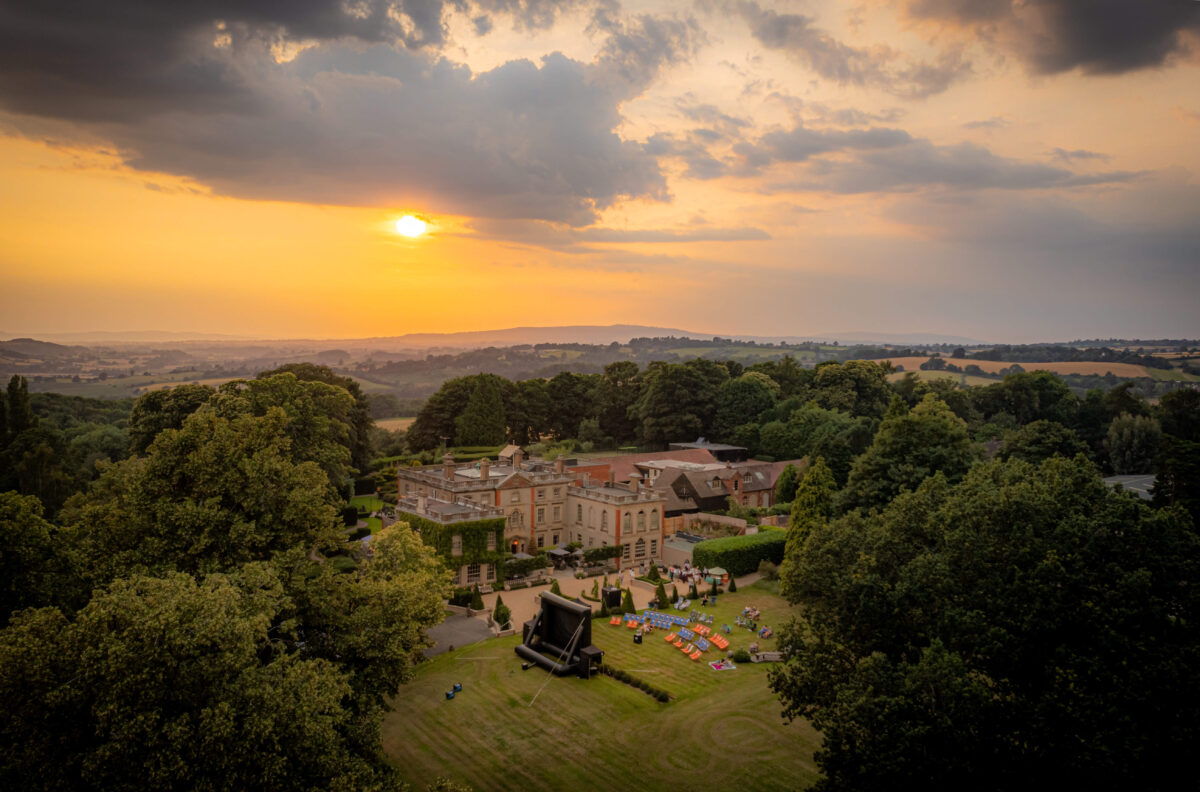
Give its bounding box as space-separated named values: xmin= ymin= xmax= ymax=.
xmin=1 ymin=1 xmax=1198 ymax=342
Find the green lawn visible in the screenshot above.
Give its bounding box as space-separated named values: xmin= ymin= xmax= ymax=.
xmin=351 ymin=495 xmax=385 ymax=512
xmin=382 ymin=582 xmax=818 ymax=791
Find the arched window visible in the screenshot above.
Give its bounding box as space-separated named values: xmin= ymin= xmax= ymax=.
xmin=651 ymin=509 xmax=659 ymax=528
xmin=637 ymin=510 xmax=646 ymax=530
xmin=601 ymin=511 xmax=608 ymax=531
xmin=508 ymin=509 xmax=523 ymax=529
xmin=623 ymin=511 xmax=632 ymax=530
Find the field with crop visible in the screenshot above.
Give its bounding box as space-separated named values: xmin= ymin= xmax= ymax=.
xmin=875 ymin=356 xmax=1155 ymax=379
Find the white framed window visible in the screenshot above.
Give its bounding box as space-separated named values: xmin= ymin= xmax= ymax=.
xmin=637 ymin=511 xmax=646 ymax=530
xmin=537 ymin=535 xmax=544 ymax=548
xmin=486 ymin=564 xmax=495 ymax=581
xmin=467 ymin=563 xmax=480 ymax=583
xmin=635 ymin=538 xmax=646 ymax=558
xmin=451 ymin=535 xmax=462 ymax=556
xmin=576 ymin=504 xmax=583 ymax=522
xmin=650 ymin=539 xmax=657 ymax=555
xmin=553 ymin=505 xmax=561 ymax=521
xmin=651 ymin=509 xmax=659 ymax=528
xmin=537 ymin=507 xmax=545 ymax=523
xmin=487 ymin=532 xmax=496 ymax=551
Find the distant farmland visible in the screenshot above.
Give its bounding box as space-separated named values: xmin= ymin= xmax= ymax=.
xmin=873 ymin=357 xmax=1156 ymax=379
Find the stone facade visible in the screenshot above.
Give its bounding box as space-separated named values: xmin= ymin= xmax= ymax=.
xmin=396 ymin=451 xmax=667 ymax=569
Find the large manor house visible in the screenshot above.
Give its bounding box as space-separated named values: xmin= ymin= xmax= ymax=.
xmin=395 ymin=442 xmax=803 ymax=587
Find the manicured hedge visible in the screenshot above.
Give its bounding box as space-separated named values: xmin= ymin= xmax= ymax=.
xmin=691 ymin=531 xmax=787 ymax=576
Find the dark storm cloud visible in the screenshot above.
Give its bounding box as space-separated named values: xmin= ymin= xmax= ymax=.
xmin=0 ymin=0 xmax=458 ymax=121
xmin=737 ymin=123 xmax=1141 ymax=193
xmin=903 ymin=0 xmax=1200 ymax=75
xmin=471 ymin=0 xmax=600 ymax=31
xmin=786 ymin=140 xmax=1141 ymax=193
xmin=0 ymin=0 xmax=700 ymax=225
xmin=736 ymin=0 xmax=971 ymax=98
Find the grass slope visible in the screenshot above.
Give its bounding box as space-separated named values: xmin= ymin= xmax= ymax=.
xmin=383 ymin=582 xmax=819 ymax=791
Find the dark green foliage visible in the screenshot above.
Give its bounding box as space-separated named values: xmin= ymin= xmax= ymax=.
xmin=407 ymin=376 xmax=477 ymax=451
xmin=127 ymin=383 xmax=215 ymax=455
xmin=6 ymin=375 xmax=36 ymax=438
xmin=342 ymin=505 xmax=361 ymax=526
xmin=771 ymin=456 xmax=1200 ymax=791
xmin=599 ymin=598 xmax=610 ymax=617
xmin=492 ymin=595 xmax=511 ymax=629
xmin=839 ymin=394 xmax=976 ymax=513
xmin=728 ymin=577 xmax=737 ymax=593
xmin=756 ymin=403 xmax=873 ymax=485
xmin=596 ymin=361 xmax=642 ymax=444
xmin=645 ymin=562 xmax=660 ymax=581
xmin=620 ymin=588 xmax=635 ymax=613
xmin=582 ymin=545 xmax=621 ymax=564
xmin=0 ymin=492 xmax=75 ymax=626
xmin=972 ymin=370 xmax=1077 ymax=426
xmin=654 ymin=581 xmax=668 ymax=607
xmin=257 ymin=363 xmax=375 ymax=474
xmin=550 ymin=579 xmax=563 ymax=596
xmin=631 ymin=359 xmax=730 ymax=447
xmin=688 ymin=582 xmax=699 ymax=600
xmin=781 ymin=457 xmax=836 ymax=599
xmin=731 ymin=649 xmax=751 ymax=663
xmin=397 ymin=511 xmax=507 ymax=576
xmin=998 ymin=419 xmax=1089 ymax=464
xmin=454 ymin=375 xmax=507 ymax=446
xmin=692 ymin=531 xmax=788 ymax=576
xmin=774 ymin=462 xmax=802 ymax=504
xmin=671 ymin=584 xmax=679 ymax=602
xmin=506 ymin=553 xmax=548 ymax=578
xmin=810 ymin=360 xmax=892 ymax=419
xmin=1154 ymin=436 xmax=1200 ymax=523
xmin=470 ymin=585 xmax=484 ymax=610
xmin=598 ymin=663 xmax=671 ymax=701
xmin=713 ymin=373 xmax=778 ymax=441
xmin=1107 ymin=412 xmax=1162 ymax=474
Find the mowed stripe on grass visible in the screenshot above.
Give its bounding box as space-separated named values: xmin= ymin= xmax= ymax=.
xmin=383 ymin=583 xmax=820 ymax=791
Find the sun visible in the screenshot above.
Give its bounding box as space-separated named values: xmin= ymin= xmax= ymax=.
xmin=395 ymin=214 xmax=428 ymax=238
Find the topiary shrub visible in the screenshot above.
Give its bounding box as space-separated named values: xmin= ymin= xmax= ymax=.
xmin=671 ymin=585 xmax=679 ymax=603
xmin=341 ymin=505 xmax=360 ymax=526
xmin=646 ymin=563 xmax=660 ymax=582
xmin=550 ymin=579 xmax=563 ymax=596
xmin=732 ymin=649 xmax=751 ymax=663
xmin=470 ymin=584 xmax=484 ymax=610
xmin=493 ymin=595 xmax=512 ymax=630
xmin=688 ymin=582 xmax=699 ymax=600
xmin=654 ymin=581 xmax=668 ymax=608
xmin=620 ymin=588 xmax=635 ymax=614
xmin=728 ymin=577 xmax=737 ymax=593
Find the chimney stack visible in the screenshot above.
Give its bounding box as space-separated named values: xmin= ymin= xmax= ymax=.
xmin=513 ymin=447 xmax=524 ymax=467
xmin=480 ymin=457 xmax=490 ymax=480
xmin=608 ymin=469 xmax=615 ymax=488
xmin=443 ymin=452 xmax=455 ymax=480
xmin=629 ymin=472 xmax=642 ymax=492
xmin=555 ymin=454 xmax=565 ymax=474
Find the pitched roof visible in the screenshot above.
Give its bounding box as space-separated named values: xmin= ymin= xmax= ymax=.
xmin=579 ymin=449 xmax=718 ymax=482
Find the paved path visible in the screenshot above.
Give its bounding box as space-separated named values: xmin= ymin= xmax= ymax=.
xmin=423 ymin=613 xmax=492 ymax=658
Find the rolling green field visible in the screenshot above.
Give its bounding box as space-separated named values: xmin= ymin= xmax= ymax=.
xmin=382 ymin=582 xmax=819 ymax=791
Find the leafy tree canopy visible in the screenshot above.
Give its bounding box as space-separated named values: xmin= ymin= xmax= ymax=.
xmin=772 ymin=455 xmax=1200 ymax=791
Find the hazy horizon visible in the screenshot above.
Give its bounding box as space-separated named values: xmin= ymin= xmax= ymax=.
xmin=2 ymin=2 xmax=1198 ymax=341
